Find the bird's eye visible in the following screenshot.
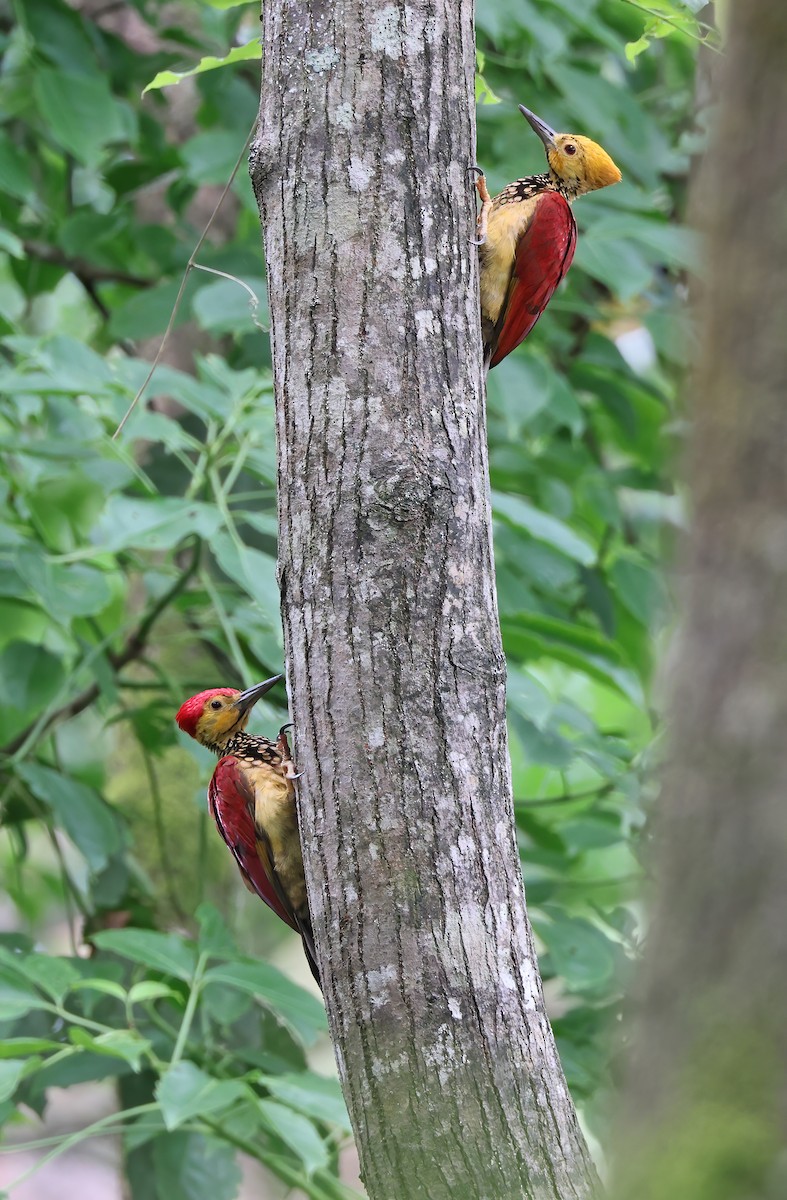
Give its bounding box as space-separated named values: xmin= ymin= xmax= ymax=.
xmin=210 ymin=699 xmax=222 ymax=710
xmin=564 ymin=143 xmax=577 ymax=156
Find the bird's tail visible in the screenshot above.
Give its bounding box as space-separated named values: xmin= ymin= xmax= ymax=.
xmin=299 ymin=916 xmax=321 ymax=991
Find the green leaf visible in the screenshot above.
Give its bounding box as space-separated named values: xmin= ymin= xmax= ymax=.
xmin=25 ymin=0 xmax=101 ymax=75
xmin=588 ymin=213 xmax=699 ymax=271
xmin=534 ymin=914 xmax=621 ymax=993
xmin=493 ymin=492 xmax=596 ymax=565
xmin=15 ymin=552 xmax=113 ymax=619
xmin=19 ymin=954 xmax=80 ymax=1004
xmin=69 ymin=978 xmax=129 ymax=1003
xmin=503 ymin=613 xmax=644 ymax=705
xmin=68 ymin=1028 xmax=151 ymax=1071
xmin=625 ymin=35 xmax=650 ymax=61
xmin=143 ymin=39 xmax=260 ymax=94
xmin=33 ymin=68 xmax=127 ymax=165
xmin=191 ymin=276 xmax=268 ymax=335
xmin=181 ymin=132 xmax=247 ymax=186
xmin=22 ymin=471 xmax=107 ymax=553
xmin=87 ymin=496 xmax=222 ymax=555
xmin=610 ymin=557 xmax=667 ymax=626
xmin=0 ymin=1038 xmax=62 ymax=1058
xmin=108 ymin=279 xmax=187 ymax=341
xmin=210 ymin=535 xmax=280 ymax=615
xmin=196 ymin=902 xmax=236 ymax=959
xmin=156 ymin=1061 xmax=247 ymax=1131
xmin=0 ymin=642 xmax=65 ymax=742
xmin=475 ymin=53 xmax=502 ymax=106
xmin=29 ymin=1050 xmax=130 ymax=1094
xmin=37 ymin=335 xmax=115 ymax=392
xmin=0 ymin=1059 xmax=28 ymax=1103
xmin=562 ymin=814 xmax=625 ymax=850
xmin=0 ymin=133 xmax=36 ymax=202
xmin=199 ymin=982 xmax=253 ymax=1027
xmin=91 ymin=929 xmax=197 ymax=982
xmin=128 ymin=981 xmax=180 ymax=1005
xmin=17 ymin=762 xmax=122 ymax=873
xmin=573 ymin=237 xmax=654 ymax=302
xmin=259 ymin=1072 xmax=350 ymax=1129
xmin=0 ymin=973 xmax=50 ymax=1021
xmin=256 ymin=1098 xmax=329 ymax=1174
xmin=203 ymin=961 xmax=326 ymax=1046
xmin=0 ymin=229 xmax=24 ymax=258
xmin=512 ymin=614 xmax=629 ymax=667
xmin=153 ymin=1132 xmax=242 ymax=1200
xmin=510 ymin=711 xmax=573 ymax=770
xmin=507 ymin=669 xmax=554 ymax=729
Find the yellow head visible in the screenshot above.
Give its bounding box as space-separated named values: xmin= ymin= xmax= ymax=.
xmin=519 ymin=104 xmax=621 ymax=197
xmin=175 ymin=675 xmax=283 ymax=752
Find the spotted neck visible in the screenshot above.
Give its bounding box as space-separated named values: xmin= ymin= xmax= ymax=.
xmin=219 ymin=728 xmax=280 ymax=765
xmin=493 ymin=170 xmax=578 ymax=209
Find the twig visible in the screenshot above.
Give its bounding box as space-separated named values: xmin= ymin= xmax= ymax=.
xmin=619 ymin=0 xmax=723 ymax=49
xmin=22 ymin=240 xmax=152 ymax=288
xmin=199 ymin=568 xmax=251 ymax=683
xmin=191 ymin=263 xmax=269 ymax=332
xmin=515 ymin=783 xmax=614 ymax=808
xmin=140 ymin=745 xmax=188 ymax=924
xmin=1 ymin=541 xmax=201 ymax=759
xmin=112 ymin=120 xmax=257 ymax=440
xmin=3 ymin=1104 xmax=159 ymax=1192
xmin=170 ymin=951 xmax=209 ymax=1064
xmin=201 ymin=1117 xmax=362 ymax=1200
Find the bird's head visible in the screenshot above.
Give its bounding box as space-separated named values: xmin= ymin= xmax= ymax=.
xmin=519 ymin=104 xmax=621 ymax=197
xmin=175 ymin=674 xmax=283 ymax=752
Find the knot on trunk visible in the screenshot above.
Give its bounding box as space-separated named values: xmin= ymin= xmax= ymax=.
xmin=249 ymin=129 xmax=278 ymax=200
xmin=362 ymin=462 xmax=450 ymax=528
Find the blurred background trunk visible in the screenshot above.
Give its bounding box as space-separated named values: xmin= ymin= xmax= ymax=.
xmin=613 ymin=2 xmax=787 ymax=1196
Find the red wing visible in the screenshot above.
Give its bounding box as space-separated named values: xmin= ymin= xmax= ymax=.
xmin=490 ymin=191 xmax=577 ymax=368
xmin=208 ymin=756 xmax=299 ymax=932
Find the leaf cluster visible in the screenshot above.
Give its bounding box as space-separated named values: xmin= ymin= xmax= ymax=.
xmin=0 ymin=906 xmax=356 ymax=1198
xmin=0 ymin=0 xmax=705 ymax=1185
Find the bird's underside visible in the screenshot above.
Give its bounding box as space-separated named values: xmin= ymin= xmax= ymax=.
xmin=474 ymin=172 xmax=577 ymax=369
xmin=209 ymin=729 xmax=320 ymax=985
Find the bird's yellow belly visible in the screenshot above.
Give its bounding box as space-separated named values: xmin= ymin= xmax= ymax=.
xmin=250 ymin=768 xmax=307 ymax=913
xmin=478 ymin=199 xmax=538 ymax=324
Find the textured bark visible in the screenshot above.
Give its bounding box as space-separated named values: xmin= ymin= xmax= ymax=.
xmin=612 ymin=4 xmax=787 ymax=1198
xmin=251 ymin=4 xmax=597 ymax=1197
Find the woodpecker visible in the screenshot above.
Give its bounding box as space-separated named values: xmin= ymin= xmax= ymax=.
xmin=175 ymin=675 xmax=319 ymax=986
xmin=475 ymin=104 xmax=621 ymax=370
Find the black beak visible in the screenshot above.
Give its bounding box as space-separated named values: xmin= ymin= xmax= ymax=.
xmin=518 ymin=104 xmax=558 ymax=151
xmin=233 ymin=673 xmax=284 ymax=715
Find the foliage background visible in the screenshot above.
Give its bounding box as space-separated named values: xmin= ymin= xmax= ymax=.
xmin=0 ymin=0 xmax=710 ymax=1195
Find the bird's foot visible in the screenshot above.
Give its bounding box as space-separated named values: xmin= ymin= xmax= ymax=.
xmin=469 ymin=167 xmax=491 ymax=246
xmin=276 ymin=725 xmax=303 ymax=780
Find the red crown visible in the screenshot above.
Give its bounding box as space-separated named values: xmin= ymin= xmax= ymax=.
xmin=175 ymin=688 xmax=238 ymax=737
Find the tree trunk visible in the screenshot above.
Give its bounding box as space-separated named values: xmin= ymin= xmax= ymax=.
xmin=251 ymin=2 xmax=597 ymax=1197
xmin=612 ymin=3 xmax=787 ymax=1197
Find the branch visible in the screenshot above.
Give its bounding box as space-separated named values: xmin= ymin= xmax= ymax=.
xmin=22 ymin=240 xmax=152 ymax=288
xmin=1 ymin=541 xmax=201 ymax=759
xmin=515 ymin=783 xmax=615 ymax=808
